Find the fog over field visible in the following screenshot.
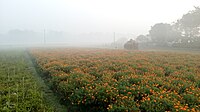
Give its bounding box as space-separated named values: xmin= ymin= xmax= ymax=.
xmin=0 ymin=0 xmax=200 ymax=47
xmin=1 ymin=1 xmax=200 ymax=111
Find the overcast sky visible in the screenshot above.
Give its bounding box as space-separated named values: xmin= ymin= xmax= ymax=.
xmin=0 ymin=0 xmax=200 ymax=35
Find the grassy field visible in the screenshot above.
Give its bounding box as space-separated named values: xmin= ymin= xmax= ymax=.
xmin=0 ymin=50 xmax=56 ymax=111
xmin=29 ymin=48 xmax=200 ymax=112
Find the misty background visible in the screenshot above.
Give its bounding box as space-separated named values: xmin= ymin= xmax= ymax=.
xmin=0 ymin=0 xmax=200 ymax=47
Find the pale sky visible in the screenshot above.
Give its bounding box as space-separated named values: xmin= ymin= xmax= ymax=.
xmin=0 ymin=0 xmax=200 ymax=35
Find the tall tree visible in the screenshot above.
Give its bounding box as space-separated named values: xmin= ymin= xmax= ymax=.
xmin=136 ymin=35 xmax=149 ymax=42
xmin=174 ymin=7 xmax=200 ymax=41
xmin=149 ymin=23 xmax=180 ymax=46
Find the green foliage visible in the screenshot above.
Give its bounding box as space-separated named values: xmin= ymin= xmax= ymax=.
xmin=140 ymin=97 xmax=174 ymax=112
xmin=196 ymin=80 xmax=200 ymax=88
xmin=62 ymin=65 xmax=77 ymax=73
xmin=0 ymin=50 xmax=53 ymax=112
xmin=164 ymin=67 xmax=174 ymax=76
xmin=183 ymin=94 xmax=200 ymax=106
xmin=129 ymin=78 xmax=142 ymax=85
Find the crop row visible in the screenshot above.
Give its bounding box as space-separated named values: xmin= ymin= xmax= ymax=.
xmin=30 ymin=48 xmax=200 ymax=111
xmin=0 ymin=50 xmax=53 ymax=112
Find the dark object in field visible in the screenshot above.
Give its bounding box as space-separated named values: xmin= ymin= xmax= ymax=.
xmin=124 ymin=39 xmax=138 ymax=50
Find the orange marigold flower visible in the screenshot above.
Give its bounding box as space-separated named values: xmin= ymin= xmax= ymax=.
xmin=191 ymin=108 xmax=195 ymax=111
xmin=174 ymin=105 xmax=179 ymax=108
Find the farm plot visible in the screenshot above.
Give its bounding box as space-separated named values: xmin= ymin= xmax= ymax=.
xmin=0 ymin=50 xmax=53 ymax=112
xmin=30 ymin=48 xmax=200 ymax=112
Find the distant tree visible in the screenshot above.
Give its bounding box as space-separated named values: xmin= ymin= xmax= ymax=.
xmin=172 ymin=6 xmax=200 ymax=48
xmin=149 ymin=23 xmax=171 ymax=43
xmin=136 ymin=35 xmax=149 ymax=42
xmin=124 ymin=39 xmax=138 ymax=50
xmin=149 ymin=23 xmax=181 ymax=46
xmin=174 ymin=7 xmax=200 ymax=42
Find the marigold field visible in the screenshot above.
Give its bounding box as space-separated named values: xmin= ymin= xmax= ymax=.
xmin=30 ymin=48 xmax=200 ymax=112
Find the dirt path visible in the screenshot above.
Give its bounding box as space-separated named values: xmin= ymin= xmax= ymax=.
xmin=25 ymin=50 xmax=68 ymax=112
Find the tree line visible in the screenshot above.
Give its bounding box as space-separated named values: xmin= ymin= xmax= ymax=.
xmin=136 ymin=7 xmax=200 ymax=49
